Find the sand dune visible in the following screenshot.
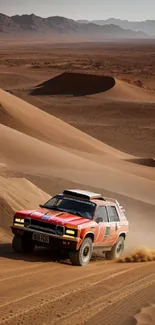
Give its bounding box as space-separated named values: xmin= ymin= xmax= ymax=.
xmin=135 ymin=304 xmax=155 ymax=325
xmin=103 ymin=78 xmax=155 ymax=102
xmin=1 ymin=122 xmax=155 ymax=206
xmin=31 ymin=72 xmax=116 ymax=96
xmin=0 ymin=175 xmax=50 ymax=240
xmin=0 ymin=87 xmax=128 ymax=158
xmin=0 ymin=175 xmax=50 ymax=212
xmin=30 ymin=72 xmax=155 ymax=102
xmin=0 ymin=87 xmax=155 ymax=207
xmin=126 ymin=158 xmax=155 ymax=167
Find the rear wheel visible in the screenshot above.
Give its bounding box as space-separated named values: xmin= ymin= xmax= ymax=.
xmin=105 ymin=236 xmax=125 ymax=260
xmin=12 ymin=235 xmax=35 ymax=254
xmin=69 ymin=237 xmax=93 ymax=266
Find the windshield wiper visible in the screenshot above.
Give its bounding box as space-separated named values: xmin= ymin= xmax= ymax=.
xmin=39 ymin=205 xmax=62 ymax=211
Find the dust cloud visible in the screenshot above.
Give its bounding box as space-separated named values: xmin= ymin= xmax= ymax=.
xmin=119 ymin=247 xmax=155 ymax=263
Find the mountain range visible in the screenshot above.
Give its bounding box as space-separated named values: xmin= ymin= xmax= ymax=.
xmin=77 ymin=18 xmax=155 ymax=36
xmin=0 ymin=13 xmax=149 ymax=40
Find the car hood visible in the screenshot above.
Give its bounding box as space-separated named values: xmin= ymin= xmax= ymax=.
xmin=15 ymin=208 xmax=93 ymax=227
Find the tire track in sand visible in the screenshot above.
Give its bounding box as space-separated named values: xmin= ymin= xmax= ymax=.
xmin=0 ymin=259 xmax=129 ymax=305
xmin=1 ymin=262 xmax=155 ymax=325
xmin=47 ymin=267 xmax=155 ymax=325
xmin=0 ymin=263 xmax=137 ymax=309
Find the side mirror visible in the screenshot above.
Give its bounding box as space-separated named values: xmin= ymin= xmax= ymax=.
xmin=96 ymin=217 xmax=103 ymax=223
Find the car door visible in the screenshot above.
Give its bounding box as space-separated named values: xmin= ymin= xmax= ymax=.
xmin=94 ymin=206 xmax=111 ymax=247
xmin=106 ymin=205 xmax=120 ymax=245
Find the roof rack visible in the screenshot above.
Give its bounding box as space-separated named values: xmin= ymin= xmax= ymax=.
xmin=105 ymin=197 xmax=125 ymax=211
xmin=104 ymin=197 xmax=119 ymax=204
xmin=63 ymin=189 xmax=105 ymax=201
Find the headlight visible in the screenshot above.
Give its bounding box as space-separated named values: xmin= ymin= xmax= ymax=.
xmin=14 ymin=217 xmax=24 ymax=227
xmin=66 ymin=229 xmax=76 ymax=236
xmin=14 ymin=218 xmax=24 ymax=223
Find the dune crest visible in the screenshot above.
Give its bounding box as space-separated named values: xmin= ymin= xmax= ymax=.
xmin=125 ymin=158 xmax=155 ymax=168
xmin=30 ymin=71 xmax=155 ymax=102
xmin=1 ymin=120 xmax=155 ymax=206
xmin=0 ymin=87 xmax=128 ymax=158
xmin=31 ymin=72 xmax=116 ymax=96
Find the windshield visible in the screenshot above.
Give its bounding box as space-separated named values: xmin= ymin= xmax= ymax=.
xmin=41 ymin=195 xmax=96 ymax=220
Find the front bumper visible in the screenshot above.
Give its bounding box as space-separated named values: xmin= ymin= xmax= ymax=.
xmin=11 ymin=226 xmax=80 ymax=251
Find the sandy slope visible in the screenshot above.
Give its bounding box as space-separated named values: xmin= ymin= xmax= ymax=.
xmin=0 ymin=175 xmax=50 ymax=241
xmin=0 ymin=175 xmax=50 ymax=212
xmin=0 ymin=87 xmax=124 ymax=156
xmin=10 ymin=71 xmax=154 ymax=157
xmin=0 ymin=75 xmax=155 ymax=325
xmin=102 ymin=78 xmax=155 ymax=102
xmin=1 ymin=122 xmax=155 ymax=206
xmin=1 ymin=88 xmax=155 ymax=200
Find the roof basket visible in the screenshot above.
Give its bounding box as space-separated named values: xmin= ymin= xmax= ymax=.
xmin=104 ymin=197 xmax=119 ymax=204
xmin=63 ymin=189 xmax=105 ymax=201
xmin=104 ymin=197 xmax=125 ymax=211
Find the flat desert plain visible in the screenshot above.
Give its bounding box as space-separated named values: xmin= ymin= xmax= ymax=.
xmin=0 ymin=41 xmax=155 ymax=325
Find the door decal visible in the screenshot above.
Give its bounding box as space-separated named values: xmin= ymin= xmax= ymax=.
xmin=104 ymin=226 xmax=110 ymax=237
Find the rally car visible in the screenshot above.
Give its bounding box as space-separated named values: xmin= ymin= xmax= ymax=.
xmin=11 ymin=189 xmax=129 ymax=266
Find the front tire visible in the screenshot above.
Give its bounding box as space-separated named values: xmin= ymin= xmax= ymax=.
xmin=12 ymin=235 xmax=35 ymax=254
xmin=105 ymin=236 xmax=125 ymax=260
xmin=69 ymin=237 xmax=93 ymax=266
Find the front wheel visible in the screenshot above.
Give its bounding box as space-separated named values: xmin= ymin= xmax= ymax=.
xmin=105 ymin=236 xmax=125 ymax=260
xmin=69 ymin=237 xmax=93 ymax=266
xmin=12 ymin=235 xmax=35 ymax=254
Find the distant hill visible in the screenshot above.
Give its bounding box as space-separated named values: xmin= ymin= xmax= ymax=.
xmin=77 ymin=20 xmax=90 ymax=24
xmin=0 ymin=13 xmax=18 ymax=32
xmin=0 ymin=13 xmax=147 ymax=40
xmin=78 ymin=18 xmax=155 ymax=36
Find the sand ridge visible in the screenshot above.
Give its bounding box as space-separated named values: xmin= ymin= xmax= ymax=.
xmin=0 ymin=87 xmax=129 ymax=157
xmin=30 ymin=72 xmax=155 ymax=102
xmin=31 ymin=72 xmax=116 ymax=96
xmin=1 ymin=122 xmax=155 ymax=206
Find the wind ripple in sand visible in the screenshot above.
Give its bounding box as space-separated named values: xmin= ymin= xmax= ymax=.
xmin=134 ymin=304 xmax=155 ymax=325
xmin=119 ymin=248 xmax=155 ymax=263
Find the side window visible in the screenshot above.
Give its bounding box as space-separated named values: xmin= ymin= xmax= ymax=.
xmin=107 ymin=206 xmax=120 ymax=222
xmin=96 ymin=206 xmax=109 ymax=222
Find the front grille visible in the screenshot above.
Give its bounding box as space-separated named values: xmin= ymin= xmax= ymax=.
xmin=24 ymin=218 xmax=57 ymax=234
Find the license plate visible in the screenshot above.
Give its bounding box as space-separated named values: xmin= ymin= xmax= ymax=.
xmin=32 ymin=232 xmax=50 ymax=244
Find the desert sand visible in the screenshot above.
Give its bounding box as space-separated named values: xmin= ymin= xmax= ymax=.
xmin=135 ymin=304 xmax=155 ymax=325
xmin=0 ymin=42 xmax=155 ymax=325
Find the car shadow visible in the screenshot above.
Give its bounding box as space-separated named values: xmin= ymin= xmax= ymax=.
xmin=0 ymin=242 xmax=72 ymax=265
xmin=0 ymin=242 xmax=105 ymax=266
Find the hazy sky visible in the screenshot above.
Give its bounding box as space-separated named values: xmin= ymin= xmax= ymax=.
xmin=1 ymin=0 xmax=155 ymax=21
